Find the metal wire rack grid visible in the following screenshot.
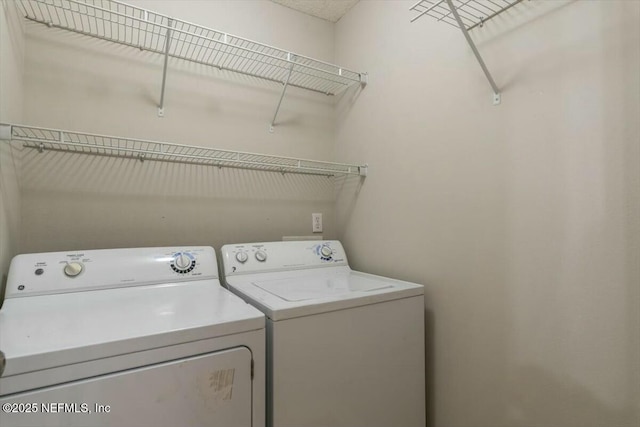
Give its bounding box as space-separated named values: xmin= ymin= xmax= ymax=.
xmin=17 ymin=0 xmax=364 ymax=95
xmin=410 ymin=0 xmax=525 ymax=30
xmin=2 ymin=124 xmax=367 ymax=177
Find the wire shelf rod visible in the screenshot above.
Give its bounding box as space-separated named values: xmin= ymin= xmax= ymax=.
xmin=0 ymin=124 xmax=367 ymax=177
xmin=466 ymin=0 xmax=524 ymax=30
xmin=24 ymin=11 xmax=359 ymax=87
xmin=18 ymin=0 xmax=365 ymax=95
xmin=20 ymin=140 xmax=351 ymax=174
xmin=21 ymin=17 xmax=353 ymax=95
xmin=22 ymin=18 xmax=348 ymax=95
xmin=410 ymin=0 xmax=524 ymax=30
xmin=22 ymin=14 xmax=343 ymax=96
xmin=409 ymin=0 xmax=445 ymax=23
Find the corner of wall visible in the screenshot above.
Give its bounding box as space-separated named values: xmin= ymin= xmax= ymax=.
xmin=0 ymin=0 xmax=25 ymax=300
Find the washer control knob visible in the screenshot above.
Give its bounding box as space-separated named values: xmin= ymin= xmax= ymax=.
xmin=321 ymin=246 xmax=333 ymax=257
xmin=64 ymin=262 xmax=83 ymax=277
xmin=255 ymin=250 xmax=267 ymax=262
xmin=174 ymin=253 xmax=191 ymax=269
xmin=171 ymin=252 xmax=196 ymax=274
xmin=236 ymin=251 xmax=248 ymax=263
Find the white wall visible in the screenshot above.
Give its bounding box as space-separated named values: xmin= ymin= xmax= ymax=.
xmin=0 ymin=0 xmax=24 ymax=300
xmin=19 ymin=0 xmax=345 ymax=253
xmin=335 ymin=1 xmax=639 ymax=426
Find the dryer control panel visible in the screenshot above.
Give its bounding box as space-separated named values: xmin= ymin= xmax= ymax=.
xmin=222 ymin=241 xmax=348 ymax=276
xmin=6 ymin=246 xmax=218 ymax=298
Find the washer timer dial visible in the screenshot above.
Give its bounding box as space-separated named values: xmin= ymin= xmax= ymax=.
xmin=171 ymin=252 xmax=196 ymax=274
xmin=236 ymin=251 xmax=248 ymax=263
xmin=255 ymin=250 xmax=267 ymax=262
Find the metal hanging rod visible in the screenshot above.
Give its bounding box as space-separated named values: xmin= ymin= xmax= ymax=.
xmin=410 ymin=0 xmax=525 ymax=105
xmin=17 ymin=0 xmax=368 ymax=121
xmin=0 ymin=124 xmax=368 ymax=177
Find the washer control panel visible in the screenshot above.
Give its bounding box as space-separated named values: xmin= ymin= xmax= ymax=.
xmin=6 ymin=246 xmax=218 ymax=298
xmin=222 ymin=240 xmax=348 ymax=276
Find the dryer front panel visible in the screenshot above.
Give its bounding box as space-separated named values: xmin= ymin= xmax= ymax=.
xmin=0 ymin=347 xmax=253 ymax=427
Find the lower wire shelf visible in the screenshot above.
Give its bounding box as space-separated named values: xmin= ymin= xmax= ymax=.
xmin=0 ymin=124 xmax=368 ymax=177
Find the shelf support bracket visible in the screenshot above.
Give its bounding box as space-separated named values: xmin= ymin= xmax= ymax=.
xmin=270 ymin=54 xmax=295 ymax=133
xmin=0 ymin=124 xmax=12 ymax=141
xmin=445 ymin=0 xmax=501 ymax=105
xmin=158 ymin=19 xmax=173 ymax=117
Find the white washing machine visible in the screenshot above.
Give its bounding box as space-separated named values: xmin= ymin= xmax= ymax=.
xmin=0 ymin=246 xmax=265 ymax=427
xmin=221 ymin=240 xmax=425 ymax=427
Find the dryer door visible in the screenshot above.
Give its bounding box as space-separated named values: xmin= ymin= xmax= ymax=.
xmin=0 ymin=347 xmax=253 ymax=427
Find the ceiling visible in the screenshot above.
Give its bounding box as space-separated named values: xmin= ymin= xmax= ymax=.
xmin=269 ymin=0 xmax=360 ymax=23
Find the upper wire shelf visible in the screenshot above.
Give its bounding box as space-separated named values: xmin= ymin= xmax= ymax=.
xmin=410 ymin=0 xmax=524 ymax=31
xmin=17 ymin=0 xmax=366 ymax=96
xmin=0 ymin=124 xmax=368 ymax=177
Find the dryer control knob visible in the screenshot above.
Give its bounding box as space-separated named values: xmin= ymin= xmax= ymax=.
xmin=174 ymin=253 xmax=191 ymax=270
xmin=255 ymin=250 xmax=267 ymax=262
xmin=320 ymin=246 xmax=332 ymax=257
xmin=236 ymin=252 xmax=248 ymax=263
xmin=64 ymin=262 xmax=83 ymax=277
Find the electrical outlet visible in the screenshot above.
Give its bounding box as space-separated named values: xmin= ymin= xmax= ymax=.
xmin=312 ymin=213 xmax=322 ymax=233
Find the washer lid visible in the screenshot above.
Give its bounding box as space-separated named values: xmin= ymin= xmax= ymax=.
xmin=226 ymin=267 xmax=424 ymax=321
xmin=0 ymin=280 xmax=264 ymax=378
xmin=253 ymin=274 xmax=392 ymax=301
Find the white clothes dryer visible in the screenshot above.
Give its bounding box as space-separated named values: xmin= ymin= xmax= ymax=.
xmin=0 ymin=247 xmax=265 ymax=427
xmin=221 ymin=240 xmax=425 ymax=427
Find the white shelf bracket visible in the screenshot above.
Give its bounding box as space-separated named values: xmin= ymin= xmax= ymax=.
xmin=0 ymin=124 xmax=12 ymax=140
xmin=445 ymin=0 xmax=501 ymax=105
xmin=270 ymin=54 xmax=296 ymax=133
xmin=360 ymin=72 xmax=369 ymax=87
xmin=158 ymin=19 xmax=173 ymax=117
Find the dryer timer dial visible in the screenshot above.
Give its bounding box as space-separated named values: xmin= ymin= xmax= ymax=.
xmin=64 ymin=262 xmax=84 ymax=277
xmin=171 ymin=252 xmax=196 ymax=274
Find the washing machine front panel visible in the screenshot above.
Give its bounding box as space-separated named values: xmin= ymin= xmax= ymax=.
xmin=269 ymin=296 xmax=426 ymax=427
xmin=222 ymin=240 xmax=426 ymax=427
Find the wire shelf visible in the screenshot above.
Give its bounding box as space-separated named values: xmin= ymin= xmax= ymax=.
xmin=17 ymin=0 xmax=366 ymax=95
xmin=1 ymin=124 xmax=367 ymax=177
xmin=410 ymin=0 xmax=524 ymax=31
